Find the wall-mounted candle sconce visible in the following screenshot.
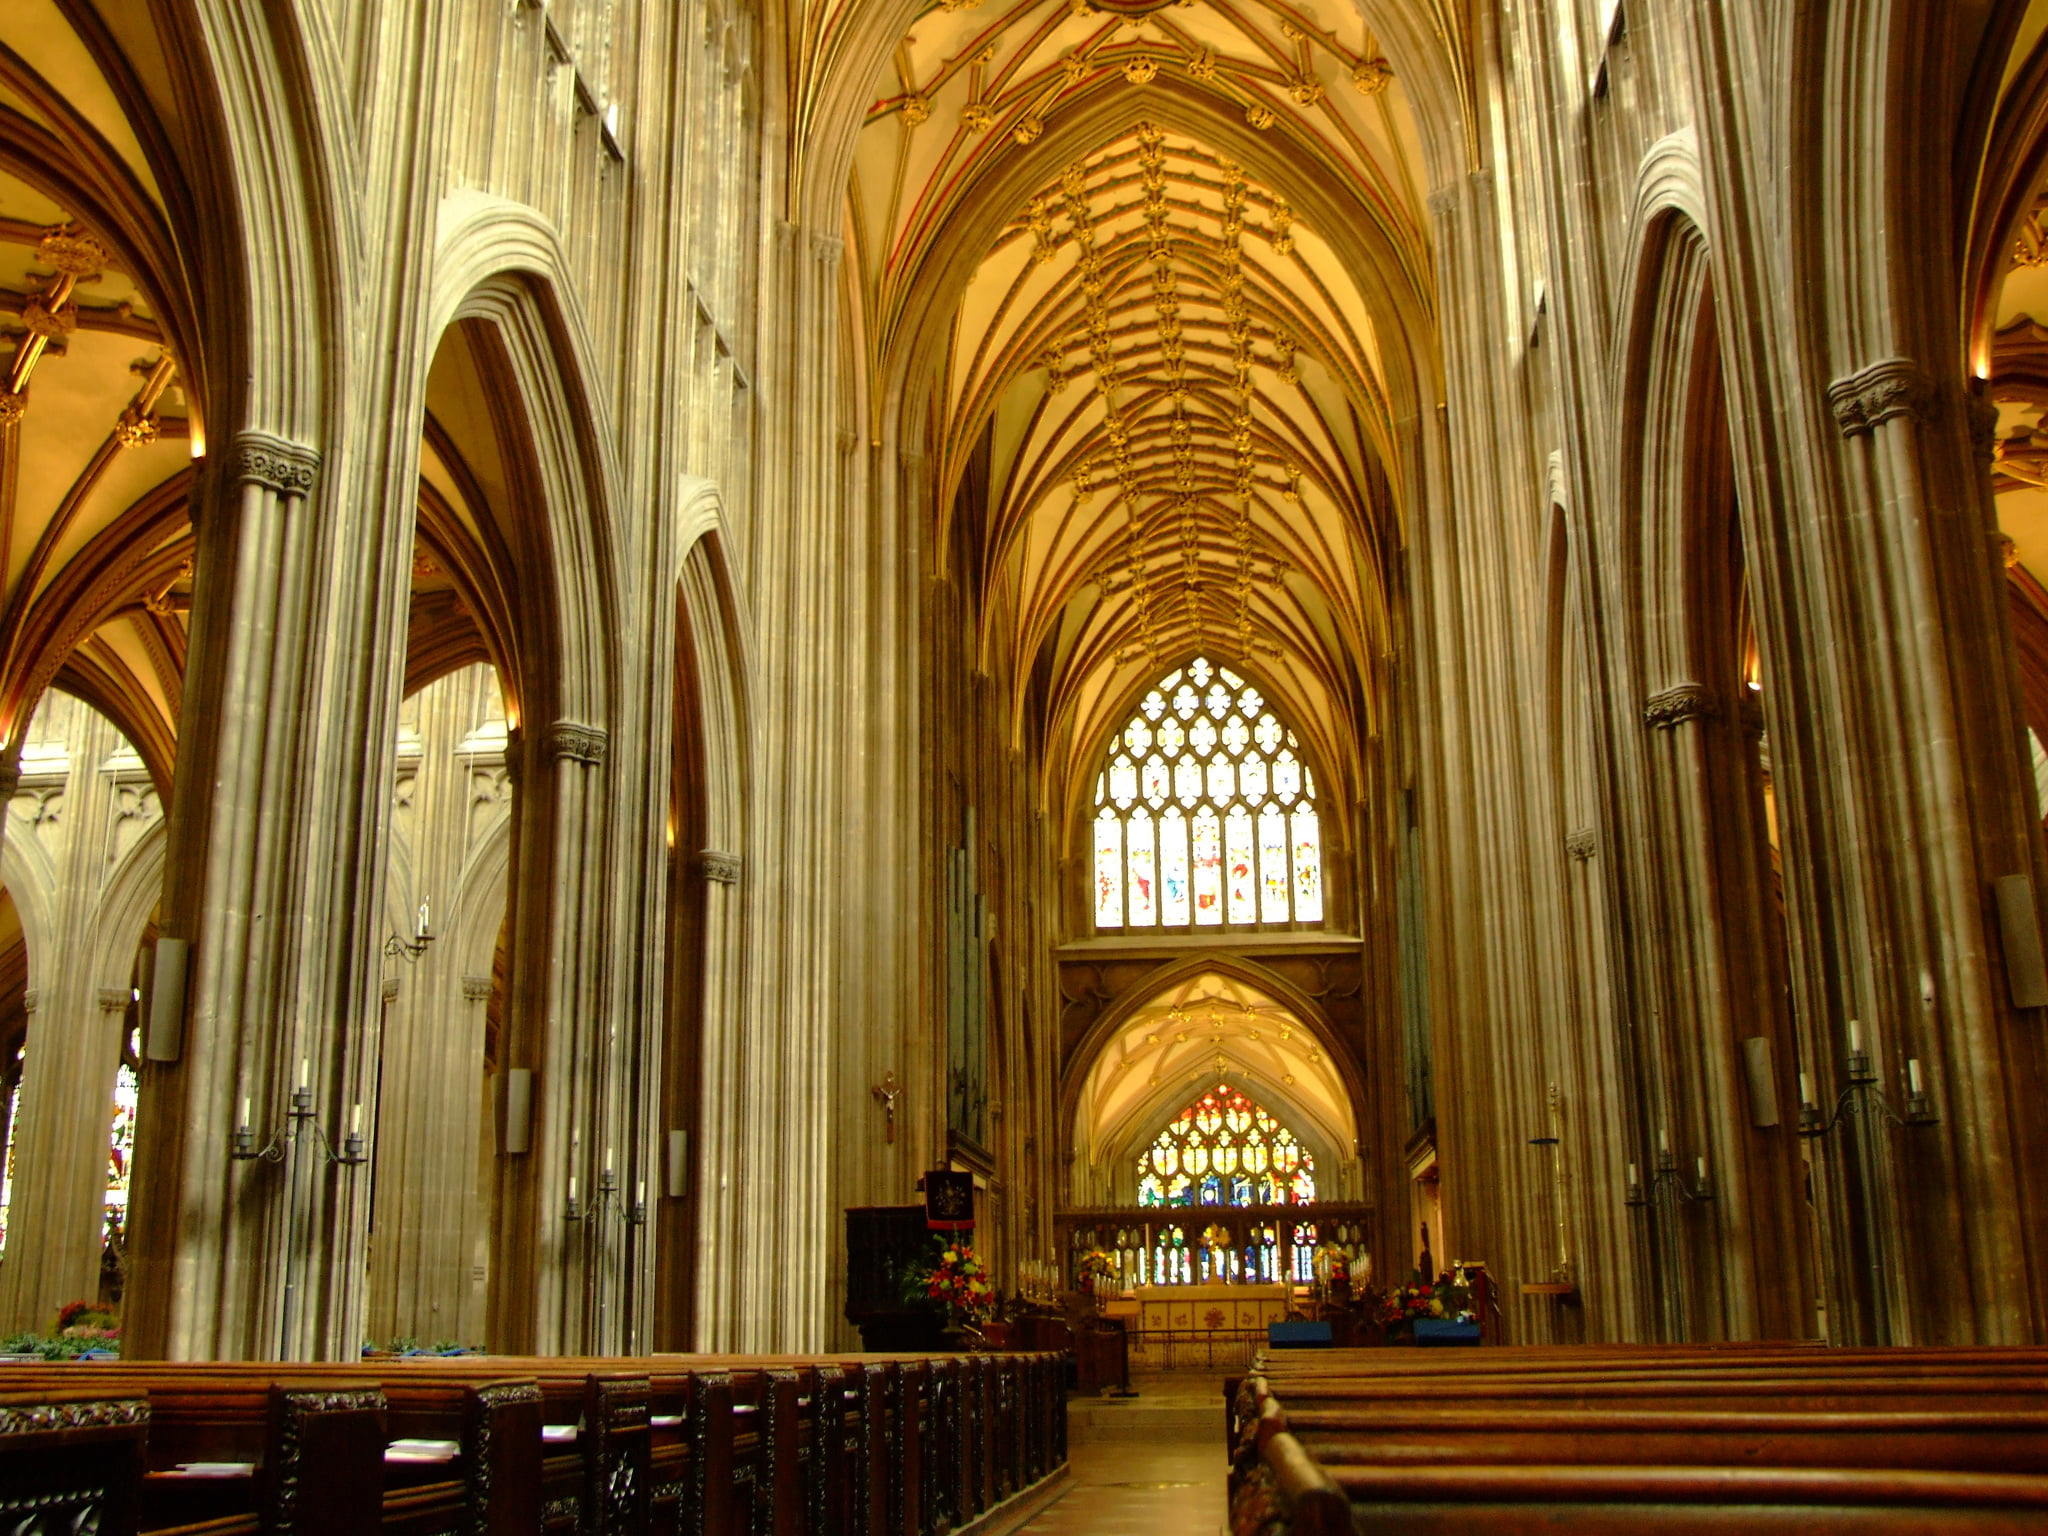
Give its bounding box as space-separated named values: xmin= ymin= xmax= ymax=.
xmin=1797 ymin=1018 xmax=1936 ymax=1138
xmin=1625 ymin=1128 xmax=1714 ymax=1207
xmin=385 ymin=900 xmax=436 ymax=962
xmin=231 ymin=1057 xmax=367 ymax=1167
xmin=565 ymin=1147 xmax=645 ymax=1228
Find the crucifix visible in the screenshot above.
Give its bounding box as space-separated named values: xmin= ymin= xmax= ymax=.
xmin=871 ymin=1071 xmax=901 ymax=1144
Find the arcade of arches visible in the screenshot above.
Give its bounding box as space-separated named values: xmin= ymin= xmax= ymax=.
xmin=0 ymin=0 xmax=2046 ymax=1363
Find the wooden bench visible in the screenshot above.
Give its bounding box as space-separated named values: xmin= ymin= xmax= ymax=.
xmin=0 ymin=1347 xmax=1065 ymax=1536
xmin=0 ymin=1388 xmax=149 ymax=1536
xmin=1232 ymin=1346 xmax=2048 ymax=1533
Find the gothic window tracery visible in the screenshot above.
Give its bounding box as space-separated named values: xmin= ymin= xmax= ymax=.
xmin=1136 ymin=1082 xmax=1315 ymax=1209
xmin=1094 ymin=657 xmax=1322 ymax=930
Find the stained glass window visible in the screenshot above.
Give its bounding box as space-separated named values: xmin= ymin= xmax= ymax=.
xmin=0 ymin=1043 xmax=19 ymax=1255
xmin=1136 ymin=1082 xmax=1316 ymax=1209
xmin=1094 ymin=657 xmax=1322 ymax=929
xmin=104 ymin=1027 xmax=139 ymax=1247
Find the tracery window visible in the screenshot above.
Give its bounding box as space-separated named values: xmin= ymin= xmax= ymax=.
xmin=104 ymin=1027 xmax=139 ymax=1248
xmin=1093 ymin=657 xmax=1322 ymax=930
xmin=1136 ymin=1082 xmax=1315 ymax=1208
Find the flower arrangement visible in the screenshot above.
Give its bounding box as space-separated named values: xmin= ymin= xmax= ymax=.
xmin=1075 ymin=1248 xmax=1116 ymax=1293
xmin=0 ymin=1301 xmax=123 ymax=1359
xmin=1375 ymin=1270 xmax=1473 ymax=1328
xmin=925 ymin=1241 xmax=994 ymax=1321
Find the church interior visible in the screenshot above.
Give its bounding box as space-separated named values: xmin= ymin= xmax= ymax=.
xmin=5 ymin=0 xmax=2048 ymax=1530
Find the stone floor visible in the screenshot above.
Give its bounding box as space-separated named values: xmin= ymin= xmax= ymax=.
xmin=1009 ymin=1373 xmax=1230 ymax=1535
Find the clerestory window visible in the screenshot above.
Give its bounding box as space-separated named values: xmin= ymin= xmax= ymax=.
xmin=1092 ymin=657 xmax=1322 ymax=929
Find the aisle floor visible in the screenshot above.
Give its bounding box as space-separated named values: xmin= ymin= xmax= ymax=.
xmin=1011 ymin=1373 xmax=1230 ymax=1536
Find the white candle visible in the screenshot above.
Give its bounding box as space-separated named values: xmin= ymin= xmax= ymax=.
xmin=1696 ymin=1156 xmax=1708 ymax=1183
xmin=1908 ymin=1058 xmax=1924 ymax=1094
xmin=417 ymin=899 xmax=430 ymax=935
xmin=351 ymin=1102 xmax=362 ymax=1134
xmin=636 ymin=1180 xmax=646 ymax=1204
xmin=239 ymin=1095 xmax=251 ymax=1128
xmin=604 ymin=1145 xmax=613 ymax=1175
xmin=298 ymin=1057 xmax=309 ymax=1090
xmin=1658 ymin=1127 xmax=1669 ymax=1156
xmin=1798 ymin=1071 xmax=1814 ymax=1108
xmin=568 ymin=1174 xmax=578 ymax=1203
xmin=1848 ymin=1018 xmax=1862 ymax=1054
xmin=1626 ymin=1161 xmax=1639 ymax=1187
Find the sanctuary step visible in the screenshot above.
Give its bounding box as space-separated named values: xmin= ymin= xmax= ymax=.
xmin=0 ymin=1349 xmax=1067 ymax=1536
xmin=1229 ymin=1344 xmax=2048 ymax=1533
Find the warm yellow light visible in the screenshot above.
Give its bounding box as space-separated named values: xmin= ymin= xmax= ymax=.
xmin=188 ymin=417 xmax=206 ymax=459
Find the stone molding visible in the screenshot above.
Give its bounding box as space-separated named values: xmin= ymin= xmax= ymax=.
xmin=462 ymin=975 xmax=494 ymax=1002
xmin=97 ymin=988 xmax=128 ymax=1013
xmin=1827 ymin=359 xmax=1936 ymax=437
xmin=1970 ymin=392 xmax=2000 ymax=465
xmin=1643 ymin=682 xmax=1718 ymax=729
xmin=812 ymin=233 xmax=844 ymax=267
xmin=542 ymin=721 xmax=608 ymax=764
xmin=228 ymin=430 xmax=322 ymax=496
xmin=21 ymin=988 xmax=37 ymax=1016
xmin=696 ymin=850 xmax=742 ymax=885
xmin=1565 ymin=828 xmax=1596 ymax=862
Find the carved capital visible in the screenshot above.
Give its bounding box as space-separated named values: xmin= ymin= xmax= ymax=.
xmin=1643 ymin=682 xmax=1718 ymax=729
xmin=21 ymin=988 xmax=38 ymax=1015
xmin=463 ymin=974 xmax=494 ymax=1002
xmin=228 ymin=430 xmax=321 ymax=495
xmin=695 ymin=850 xmax=742 ymax=885
xmin=542 ymin=720 xmax=608 ymax=765
xmin=381 ymin=976 xmax=401 ymax=1001
xmin=98 ymin=987 xmax=130 ymax=1012
xmin=0 ymin=761 xmax=20 ymax=799
xmin=1565 ymin=828 xmax=1596 ymax=862
xmin=812 ymin=233 xmax=844 ymax=268
xmin=1827 ymin=359 xmax=1936 ymax=437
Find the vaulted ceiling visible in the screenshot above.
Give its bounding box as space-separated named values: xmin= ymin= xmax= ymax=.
xmin=844 ymin=0 xmax=1450 ymax=814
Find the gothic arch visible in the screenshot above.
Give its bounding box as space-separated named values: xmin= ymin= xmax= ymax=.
xmin=90 ymin=818 xmax=166 ymax=1003
xmin=1058 ymin=953 xmax=1365 ymax=1159
xmin=428 ymin=191 xmax=626 ymax=734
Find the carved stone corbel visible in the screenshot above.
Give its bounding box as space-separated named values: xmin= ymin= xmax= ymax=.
xmin=97 ymin=987 xmax=129 ymax=1013
xmin=695 ymin=850 xmax=742 ymax=886
xmin=1642 ymin=682 xmax=1719 ymax=729
xmin=462 ymin=975 xmax=494 ymax=1002
xmin=541 ymin=721 xmax=608 ymax=765
xmin=1565 ymin=829 xmax=1596 ymax=862
xmin=1827 ymin=359 xmax=1937 ymax=438
xmin=227 ymin=430 xmax=321 ymax=496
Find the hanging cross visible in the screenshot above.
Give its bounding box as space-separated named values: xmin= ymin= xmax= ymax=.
xmin=871 ymin=1071 xmax=901 ymax=1144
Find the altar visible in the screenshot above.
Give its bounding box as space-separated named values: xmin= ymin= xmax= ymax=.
xmin=1120 ymin=1282 xmax=1290 ymax=1335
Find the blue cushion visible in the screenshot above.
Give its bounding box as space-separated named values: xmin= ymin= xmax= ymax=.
xmin=1413 ymin=1319 xmax=1481 ymax=1345
xmin=1267 ymin=1321 xmax=1334 ymax=1347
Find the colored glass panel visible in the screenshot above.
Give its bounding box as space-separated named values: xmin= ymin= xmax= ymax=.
xmin=1192 ymin=807 xmax=1223 ymax=924
xmin=1094 ymin=811 xmax=1124 ymax=927
xmin=1292 ymin=805 xmax=1323 ymax=921
xmin=1160 ymin=808 xmax=1190 ymax=925
xmin=1133 ymin=1083 xmax=1317 ymax=1219
xmin=1127 ymin=808 xmax=1158 ymax=925
xmin=1259 ymin=805 xmax=1290 ymax=921
xmin=1226 ymin=806 xmax=1257 ymax=922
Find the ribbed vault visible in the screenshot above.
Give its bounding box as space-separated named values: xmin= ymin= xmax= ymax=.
xmin=849 ymin=0 xmax=1445 ymax=815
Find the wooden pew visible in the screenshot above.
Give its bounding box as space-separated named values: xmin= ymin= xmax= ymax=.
xmin=0 ymin=1388 xmax=149 ymax=1536
xmin=1234 ymin=1346 xmax=2048 ymax=1533
xmin=0 ymin=1346 xmax=1064 ymax=1536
